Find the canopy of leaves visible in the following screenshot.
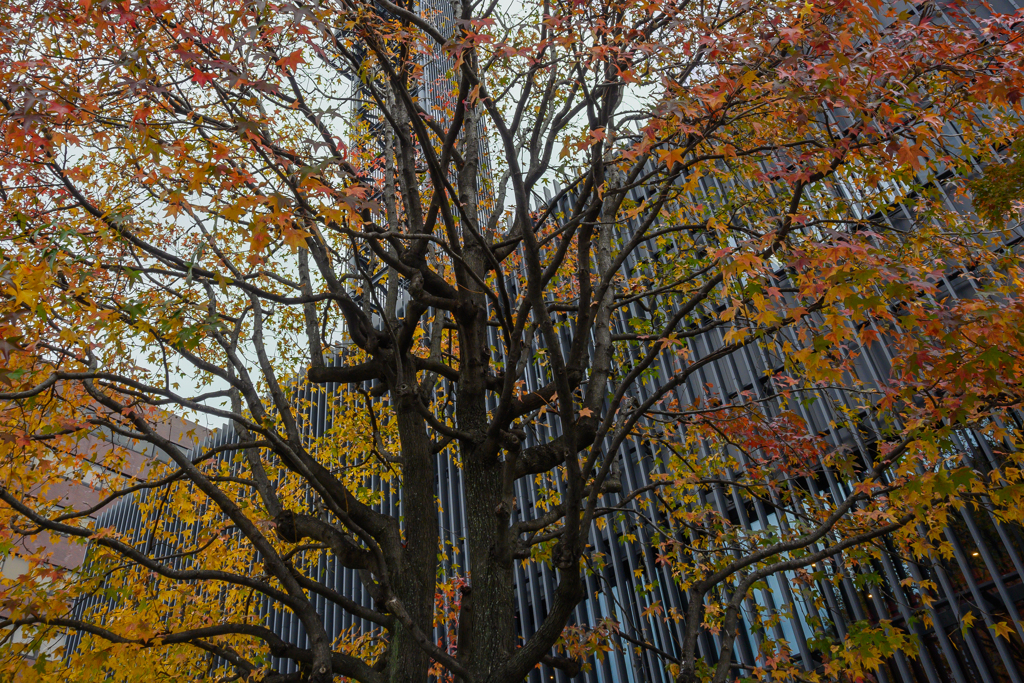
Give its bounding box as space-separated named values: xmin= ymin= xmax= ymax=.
xmin=0 ymin=0 xmax=1022 ymax=681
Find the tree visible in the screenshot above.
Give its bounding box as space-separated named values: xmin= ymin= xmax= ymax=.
xmin=1 ymin=0 xmax=1024 ymax=681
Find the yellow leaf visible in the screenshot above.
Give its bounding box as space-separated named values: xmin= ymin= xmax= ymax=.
xmin=990 ymin=621 xmax=1015 ymax=640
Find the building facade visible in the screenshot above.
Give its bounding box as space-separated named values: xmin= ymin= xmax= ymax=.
xmin=74 ymin=172 xmax=1024 ymax=683
xmin=5 ymin=414 xmax=206 ymax=675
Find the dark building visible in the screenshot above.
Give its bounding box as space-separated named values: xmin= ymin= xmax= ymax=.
xmin=73 ymin=170 xmax=1024 ymax=683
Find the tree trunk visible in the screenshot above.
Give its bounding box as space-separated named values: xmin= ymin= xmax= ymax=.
xmin=387 ymin=399 xmax=440 ymax=683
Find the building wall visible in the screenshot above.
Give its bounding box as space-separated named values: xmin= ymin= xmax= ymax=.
xmin=74 ymin=196 xmax=1024 ymax=681
xmin=5 ymin=413 xmax=206 ymax=674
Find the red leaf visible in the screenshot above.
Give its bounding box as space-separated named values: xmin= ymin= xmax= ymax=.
xmin=191 ymin=68 xmax=215 ymax=86
xmin=277 ymin=49 xmax=305 ymax=71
